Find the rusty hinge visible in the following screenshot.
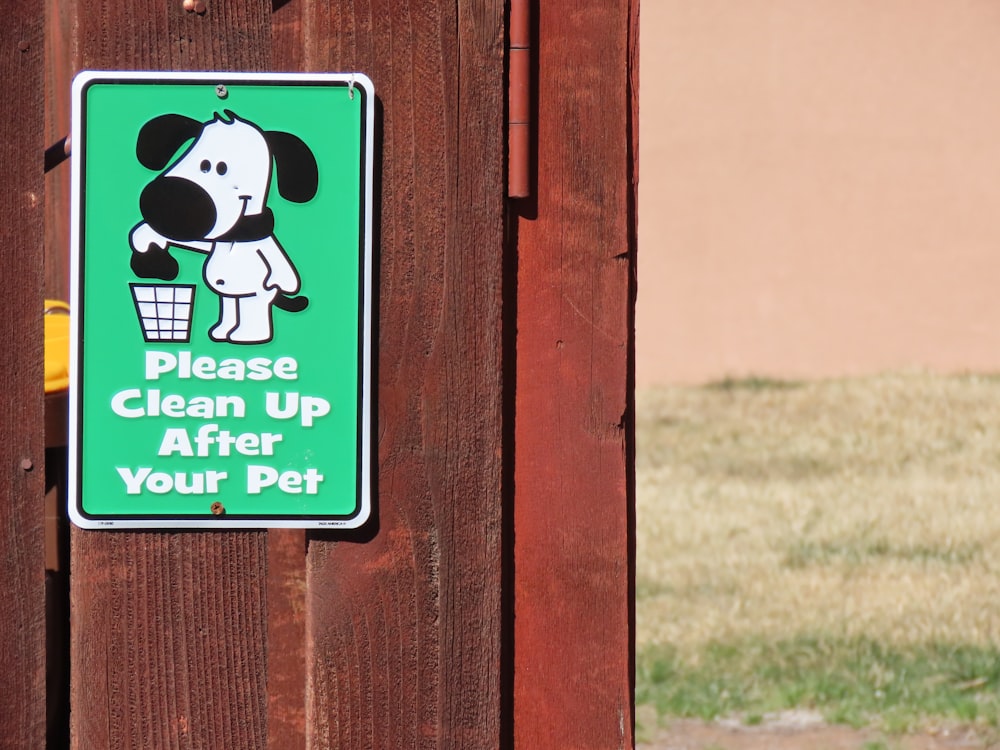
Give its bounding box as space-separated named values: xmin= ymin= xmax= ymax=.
xmin=508 ymin=0 xmax=531 ymax=198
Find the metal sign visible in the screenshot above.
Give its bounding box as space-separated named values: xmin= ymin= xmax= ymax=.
xmin=69 ymin=71 xmax=374 ymax=529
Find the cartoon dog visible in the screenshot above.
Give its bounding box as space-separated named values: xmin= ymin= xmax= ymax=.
xmin=129 ymin=110 xmax=318 ymax=344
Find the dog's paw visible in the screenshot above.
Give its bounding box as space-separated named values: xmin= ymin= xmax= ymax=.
xmin=131 ymin=245 xmax=179 ymax=280
xmin=129 ymin=222 xmax=169 ymax=254
xmin=227 ymin=328 xmax=272 ymax=344
xmin=209 ymin=321 xmax=236 ymax=341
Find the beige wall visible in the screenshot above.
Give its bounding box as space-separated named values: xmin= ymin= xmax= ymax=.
xmin=638 ymin=1 xmax=1000 ymax=385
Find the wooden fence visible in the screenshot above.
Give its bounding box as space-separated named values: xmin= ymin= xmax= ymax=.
xmin=1 ymin=1 xmax=637 ymax=747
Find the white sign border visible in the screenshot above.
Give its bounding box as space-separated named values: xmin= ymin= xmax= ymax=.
xmin=68 ymin=70 xmax=375 ymax=530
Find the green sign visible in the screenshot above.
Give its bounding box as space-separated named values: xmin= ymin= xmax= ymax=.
xmin=69 ymin=71 xmax=374 ymax=529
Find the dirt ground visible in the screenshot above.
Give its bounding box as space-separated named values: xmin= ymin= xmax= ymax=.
xmin=638 ymin=713 xmax=998 ymax=750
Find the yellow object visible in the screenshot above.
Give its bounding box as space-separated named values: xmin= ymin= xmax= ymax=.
xmin=44 ymin=300 xmax=70 ymax=394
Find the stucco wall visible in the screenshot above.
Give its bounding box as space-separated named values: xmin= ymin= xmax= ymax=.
xmin=638 ymin=1 xmax=1000 ymax=385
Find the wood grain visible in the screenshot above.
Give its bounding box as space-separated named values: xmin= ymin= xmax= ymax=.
xmin=69 ymin=2 xmax=274 ymax=748
xmin=44 ymin=0 xmax=75 ymax=300
xmin=513 ymin=1 xmax=638 ymax=748
xmin=0 ymin=2 xmax=47 ymax=747
xmin=266 ymin=14 xmax=310 ymax=750
xmin=71 ymin=532 xmax=269 ymax=748
xmin=55 ymin=1 xmax=635 ymax=746
xmin=293 ymin=1 xmax=507 ymax=746
xmin=265 ymin=529 xmax=307 ymax=749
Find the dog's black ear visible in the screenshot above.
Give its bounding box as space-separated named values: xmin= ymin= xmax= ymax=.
xmin=136 ymin=114 xmax=203 ymax=171
xmin=265 ymin=131 xmax=319 ymax=203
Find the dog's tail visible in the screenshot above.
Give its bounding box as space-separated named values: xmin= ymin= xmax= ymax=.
xmin=274 ymin=293 xmax=309 ymax=313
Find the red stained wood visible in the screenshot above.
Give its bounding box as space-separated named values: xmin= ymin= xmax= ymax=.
xmin=265 ymin=529 xmax=306 ymax=749
xmin=0 ymin=2 xmax=47 ymax=747
xmin=264 ymin=17 xmax=311 ymax=750
xmin=69 ymin=3 xmax=274 ymax=748
xmin=513 ymin=1 xmax=638 ymax=748
xmin=293 ymin=2 xmax=507 ymax=746
xmin=48 ymin=1 xmax=636 ymax=746
xmin=71 ymin=533 xmax=269 ymax=748
xmin=44 ymin=0 xmax=74 ymax=300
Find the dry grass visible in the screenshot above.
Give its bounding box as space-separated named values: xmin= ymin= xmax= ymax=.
xmin=637 ymin=371 xmax=1000 ymax=653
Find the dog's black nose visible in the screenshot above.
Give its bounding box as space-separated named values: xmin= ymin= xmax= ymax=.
xmin=140 ymin=176 xmax=217 ymax=241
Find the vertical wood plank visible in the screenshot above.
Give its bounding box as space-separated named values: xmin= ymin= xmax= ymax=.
xmin=295 ymin=2 xmax=507 ymax=746
xmin=71 ymin=533 xmax=269 ymax=748
xmin=69 ymin=3 xmax=274 ymax=748
xmin=44 ymin=1 xmax=79 ymax=744
xmin=265 ymin=529 xmax=307 ymax=749
xmin=265 ymin=13 xmax=309 ymax=749
xmin=44 ymin=0 xmax=75 ymax=299
xmin=0 ymin=2 xmax=47 ymax=747
xmin=513 ymin=0 xmax=638 ymax=748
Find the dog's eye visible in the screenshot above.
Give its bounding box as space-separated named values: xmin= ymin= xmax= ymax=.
xmin=216 ymin=162 xmax=228 ymax=176
xmin=200 ymin=160 xmax=211 ymax=173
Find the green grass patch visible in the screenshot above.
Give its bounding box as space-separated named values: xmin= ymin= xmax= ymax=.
xmin=782 ymin=538 xmax=983 ymax=570
xmin=703 ymin=375 xmax=804 ymax=391
xmin=636 ymin=636 xmax=1000 ymax=732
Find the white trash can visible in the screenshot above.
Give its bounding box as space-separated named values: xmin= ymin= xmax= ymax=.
xmin=129 ymin=283 xmax=196 ymax=343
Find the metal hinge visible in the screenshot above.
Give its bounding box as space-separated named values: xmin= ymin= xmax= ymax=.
xmin=508 ymin=0 xmax=531 ymax=198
